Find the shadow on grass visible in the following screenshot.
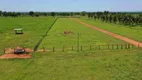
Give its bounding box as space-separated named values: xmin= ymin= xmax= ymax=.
xmin=33 ymin=17 xmax=59 ymax=51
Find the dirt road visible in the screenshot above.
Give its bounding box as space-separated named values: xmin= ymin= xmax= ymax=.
xmin=73 ymin=18 xmax=142 ymax=47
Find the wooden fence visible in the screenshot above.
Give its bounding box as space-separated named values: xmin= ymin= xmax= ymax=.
xmin=40 ymin=44 xmax=141 ymax=52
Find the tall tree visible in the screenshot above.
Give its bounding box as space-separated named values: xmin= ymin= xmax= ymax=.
xmin=43 ymin=12 xmax=48 ymax=16
xmin=3 ymin=11 xmax=8 ymax=17
xmin=29 ymin=11 xmax=34 ymax=17
xmin=51 ymin=12 xmax=55 ymax=17
xmin=35 ymin=13 xmax=39 ymax=17
xmin=0 ymin=10 xmax=2 ymax=16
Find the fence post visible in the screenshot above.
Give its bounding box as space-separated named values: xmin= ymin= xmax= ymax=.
xmin=63 ymin=46 xmax=64 ymax=52
xmin=43 ymin=47 xmax=45 ymax=52
xmin=117 ymin=44 xmax=119 ymax=49
xmin=108 ymin=45 xmax=110 ymax=49
xmin=98 ymin=45 xmax=100 ymax=50
xmin=81 ymin=46 xmax=83 ymax=51
xmin=53 ymin=46 xmax=55 ymax=52
xmin=125 ymin=44 xmax=127 ymax=49
xmin=121 ymin=44 xmax=123 ymax=49
xmin=112 ymin=44 xmax=114 ymax=49
xmin=128 ymin=44 xmax=130 ymax=49
xmin=4 ymin=48 xmax=5 ymax=54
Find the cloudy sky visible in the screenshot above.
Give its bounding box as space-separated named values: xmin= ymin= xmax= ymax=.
xmin=0 ymin=0 xmax=142 ymax=12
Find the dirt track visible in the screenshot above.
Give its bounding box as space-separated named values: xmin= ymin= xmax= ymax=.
xmin=73 ymin=18 xmax=142 ymax=47
xmin=0 ymin=54 xmax=31 ymax=59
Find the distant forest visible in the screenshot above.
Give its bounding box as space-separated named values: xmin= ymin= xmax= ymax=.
xmin=0 ymin=10 xmax=141 ymax=26
xmin=0 ymin=10 xmax=141 ymax=17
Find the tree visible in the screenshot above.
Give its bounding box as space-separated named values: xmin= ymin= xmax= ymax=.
xmin=43 ymin=12 xmax=48 ymax=16
xmin=35 ymin=13 xmax=39 ymax=17
xmin=113 ymin=16 xmax=117 ymax=23
xmin=70 ymin=12 xmax=74 ymax=16
xmin=11 ymin=12 xmax=19 ymax=17
xmin=51 ymin=12 xmax=55 ymax=17
xmin=3 ymin=11 xmax=8 ymax=17
xmin=17 ymin=12 xmax=21 ymax=16
xmin=29 ymin=11 xmax=34 ymax=17
xmin=0 ymin=10 xmax=2 ymax=16
xmin=87 ymin=13 xmax=91 ymax=19
xmin=93 ymin=14 xmax=97 ymax=20
xmin=80 ymin=11 xmax=86 ymax=16
xmin=87 ymin=11 xmax=142 ymax=26
xmin=104 ymin=11 xmax=109 ymax=15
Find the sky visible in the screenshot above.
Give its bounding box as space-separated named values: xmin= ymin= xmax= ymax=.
xmin=0 ymin=0 xmax=142 ymax=12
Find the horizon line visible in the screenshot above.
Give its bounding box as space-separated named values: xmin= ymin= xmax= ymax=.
xmin=1 ymin=10 xmax=142 ymax=13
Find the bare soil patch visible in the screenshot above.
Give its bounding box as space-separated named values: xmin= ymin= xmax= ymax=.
xmin=5 ymin=46 xmax=34 ymax=54
xmin=0 ymin=46 xmax=34 ymax=59
xmin=0 ymin=53 xmax=31 ymax=59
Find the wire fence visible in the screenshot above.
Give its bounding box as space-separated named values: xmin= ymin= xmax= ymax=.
xmin=39 ymin=43 xmax=141 ymax=52
xmin=3 ymin=43 xmax=141 ymax=53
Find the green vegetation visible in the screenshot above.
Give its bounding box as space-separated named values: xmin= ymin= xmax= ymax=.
xmin=0 ymin=16 xmax=141 ymax=80
xmin=0 ymin=49 xmax=142 ymax=80
xmin=80 ymin=18 xmax=142 ymax=42
xmin=0 ymin=17 xmax=56 ymax=55
xmin=87 ymin=11 xmax=142 ymax=26
xmin=39 ymin=18 xmax=125 ymax=50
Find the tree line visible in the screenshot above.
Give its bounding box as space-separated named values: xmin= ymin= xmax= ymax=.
xmin=87 ymin=11 xmax=142 ymax=26
xmin=0 ymin=10 xmax=85 ymax=17
xmin=0 ymin=10 xmax=141 ymax=26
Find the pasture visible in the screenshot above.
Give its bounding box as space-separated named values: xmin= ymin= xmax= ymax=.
xmin=0 ymin=49 xmax=142 ymax=80
xmin=0 ymin=17 xmax=142 ymax=80
xmin=80 ymin=17 xmax=142 ymax=42
xmin=39 ymin=18 xmax=126 ymax=51
xmin=0 ymin=17 xmax=56 ymax=55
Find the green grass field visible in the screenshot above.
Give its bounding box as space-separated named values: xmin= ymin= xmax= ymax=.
xmin=39 ymin=18 xmax=126 ymax=51
xmin=0 ymin=49 xmax=142 ymax=80
xmin=0 ymin=17 xmax=142 ymax=80
xmin=0 ymin=17 xmax=56 ymax=55
xmin=80 ymin=17 xmax=142 ymax=42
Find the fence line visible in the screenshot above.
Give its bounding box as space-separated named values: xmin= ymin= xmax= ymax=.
xmin=33 ymin=17 xmax=59 ymax=52
xmin=3 ymin=43 xmax=140 ymax=53
xmin=38 ymin=43 xmax=141 ymax=52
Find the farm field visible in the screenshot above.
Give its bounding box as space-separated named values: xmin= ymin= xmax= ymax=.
xmin=0 ymin=17 xmax=56 ymax=55
xmin=39 ymin=18 xmax=126 ymax=51
xmin=0 ymin=0 xmax=142 ymax=80
xmin=80 ymin=17 xmax=142 ymax=42
xmin=0 ymin=49 xmax=142 ymax=80
xmin=0 ymin=17 xmax=141 ymax=80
